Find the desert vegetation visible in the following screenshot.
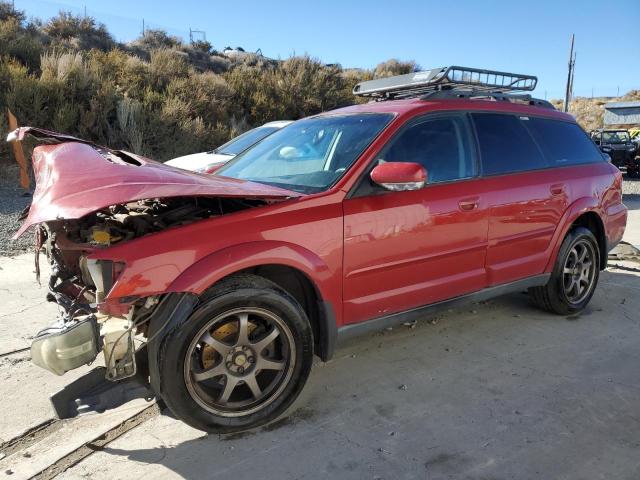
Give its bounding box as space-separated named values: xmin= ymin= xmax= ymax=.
xmin=0 ymin=1 xmax=635 ymax=172
xmin=0 ymin=2 xmax=419 ymax=167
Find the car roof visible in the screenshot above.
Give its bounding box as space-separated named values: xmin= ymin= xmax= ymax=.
xmin=322 ymin=97 xmax=575 ymax=122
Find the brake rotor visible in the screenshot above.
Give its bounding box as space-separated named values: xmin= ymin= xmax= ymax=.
xmin=201 ymin=320 xmax=257 ymax=369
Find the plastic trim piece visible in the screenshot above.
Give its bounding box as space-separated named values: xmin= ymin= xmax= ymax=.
xmin=337 ymin=274 xmax=551 ymax=342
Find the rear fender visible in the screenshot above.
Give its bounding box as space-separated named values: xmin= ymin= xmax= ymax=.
xmin=544 ymin=197 xmax=603 ymax=272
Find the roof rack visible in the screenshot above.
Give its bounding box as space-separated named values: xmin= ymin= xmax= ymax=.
xmin=353 ymin=66 xmax=538 ymax=100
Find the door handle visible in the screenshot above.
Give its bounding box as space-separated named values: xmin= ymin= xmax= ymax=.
xmin=458 ymin=197 xmax=479 ymax=211
xmin=550 ymin=184 xmax=566 ymax=196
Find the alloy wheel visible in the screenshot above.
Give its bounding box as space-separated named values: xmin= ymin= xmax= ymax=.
xmin=562 ymin=239 xmax=597 ymax=305
xmin=184 ymin=307 xmax=295 ymax=417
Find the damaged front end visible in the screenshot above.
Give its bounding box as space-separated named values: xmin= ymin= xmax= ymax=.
xmin=8 ymin=127 xmax=300 ymax=384
xmin=32 ymin=196 xmax=250 ymax=380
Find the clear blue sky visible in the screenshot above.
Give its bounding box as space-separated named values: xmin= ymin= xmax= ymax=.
xmin=16 ymin=0 xmax=640 ymax=99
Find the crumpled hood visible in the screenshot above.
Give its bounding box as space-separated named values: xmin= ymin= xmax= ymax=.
xmin=9 ymin=127 xmax=301 ymax=238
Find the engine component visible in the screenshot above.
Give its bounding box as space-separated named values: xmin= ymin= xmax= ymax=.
xmin=86 ymin=259 xmax=123 ymax=303
xmin=101 ymin=315 xmax=136 ymax=381
xmin=88 ymin=225 xmax=121 ymax=246
xmin=31 ymin=315 xmax=99 ymax=376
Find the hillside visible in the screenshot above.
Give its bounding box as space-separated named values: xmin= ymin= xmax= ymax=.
xmin=0 ymin=0 xmax=636 ymax=173
xmin=551 ymin=90 xmax=640 ymax=132
xmin=0 ymin=2 xmax=421 ymax=169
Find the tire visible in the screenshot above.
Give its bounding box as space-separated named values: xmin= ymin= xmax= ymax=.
xmin=157 ymin=274 xmax=314 ymax=433
xmin=529 ymin=227 xmax=600 ymax=315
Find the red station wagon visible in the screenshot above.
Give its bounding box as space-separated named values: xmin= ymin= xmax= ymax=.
xmin=10 ymin=66 xmax=627 ymax=433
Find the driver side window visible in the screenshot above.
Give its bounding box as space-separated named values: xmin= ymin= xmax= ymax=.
xmin=377 ymin=115 xmax=476 ymax=183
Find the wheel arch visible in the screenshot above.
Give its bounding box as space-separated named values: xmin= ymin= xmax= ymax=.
xmin=167 ymin=241 xmax=339 ymax=361
xmin=546 ymin=198 xmax=607 ymax=272
xmin=570 ymin=212 xmax=606 ymax=269
xmin=235 ymin=264 xmax=337 ymax=362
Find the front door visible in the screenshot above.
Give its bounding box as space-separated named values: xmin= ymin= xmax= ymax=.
xmin=342 ymin=113 xmax=489 ymax=325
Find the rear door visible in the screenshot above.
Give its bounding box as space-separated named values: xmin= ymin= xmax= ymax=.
xmin=471 ymin=113 xmax=567 ymax=285
xmin=342 ymin=113 xmax=489 ymax=324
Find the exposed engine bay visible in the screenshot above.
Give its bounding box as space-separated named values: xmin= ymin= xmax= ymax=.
xmin=31 ymin=196 xmax=263 ymax=381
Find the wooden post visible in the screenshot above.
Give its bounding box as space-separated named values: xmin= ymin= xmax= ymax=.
xmin=6 ymin=109 xmax=30 ymax=190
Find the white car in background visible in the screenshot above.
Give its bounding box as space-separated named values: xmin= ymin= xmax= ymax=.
xmin=165 ymin=120 xmax=292 ymax=173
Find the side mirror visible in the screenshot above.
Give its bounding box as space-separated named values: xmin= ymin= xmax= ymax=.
xmin=370 ymin=162 xmax=427 ymax=191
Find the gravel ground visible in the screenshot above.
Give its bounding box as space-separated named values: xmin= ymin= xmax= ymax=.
xmin=0 ymin=185 xmax=32 ymax=256
xmin=0 ymin=164 xmax=33 ymax=257
xmin=0 ymin=165 xmax=639 ymax=257
xmin=623 ymin=175 xmax=640 ymax=198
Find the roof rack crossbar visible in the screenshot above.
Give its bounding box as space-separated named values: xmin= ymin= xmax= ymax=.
xmin=353 ymin=66 xmax=538 ymax=99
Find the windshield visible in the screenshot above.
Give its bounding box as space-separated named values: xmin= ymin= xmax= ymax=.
xmin=216 ymin=126 xmax=280 ymax=155
xmin=216 ymin=114 xmax=393 ymax=193
xmin=602 ymin=131 xmax=630 ymax=143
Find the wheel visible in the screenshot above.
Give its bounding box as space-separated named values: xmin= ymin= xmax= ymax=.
xmin=529 ymin=227 xmax=600 ymax=315
xmin=157 ymin=274 xmax=314 ymax=433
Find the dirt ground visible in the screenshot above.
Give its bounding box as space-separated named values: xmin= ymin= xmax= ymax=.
xmin=0 ymin=199 xmax=638 ymax=480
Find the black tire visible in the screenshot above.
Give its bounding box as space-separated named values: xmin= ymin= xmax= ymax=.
xmin=529 ymin=227 xmax=600 ymax=315
xmin=157 ymin=274 xmax=314 ymax=433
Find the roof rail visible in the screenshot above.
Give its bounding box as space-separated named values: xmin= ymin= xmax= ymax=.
xmin=353 ymin=66 xmax=538 ymax=100
xmin=421 ymin=89 xmax=556 ymax=110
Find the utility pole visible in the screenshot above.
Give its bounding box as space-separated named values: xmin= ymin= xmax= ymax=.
xmin=563 ymin=34 xmax=575 ymax=113
xmin=569 ymin=52 xmax=576 ymax=101
xmin=142 ymin=18 xmax=145 ymax=36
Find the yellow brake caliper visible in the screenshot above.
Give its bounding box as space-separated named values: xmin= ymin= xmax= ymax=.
xmin=201 ymin=321 xmax=257 ymax=369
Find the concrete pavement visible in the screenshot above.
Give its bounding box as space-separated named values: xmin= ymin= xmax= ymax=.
xmin=0 ymin=197 xmax=638 ymax=479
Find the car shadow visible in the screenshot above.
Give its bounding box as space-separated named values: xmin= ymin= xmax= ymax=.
xmin=87 ymin=268 xmax=640 ymax=480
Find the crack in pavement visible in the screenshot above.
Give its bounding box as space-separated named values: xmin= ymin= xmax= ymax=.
xmin=0 ymin=300 xmax=48 ymax=319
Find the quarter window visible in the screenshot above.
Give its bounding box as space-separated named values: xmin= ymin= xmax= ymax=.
xmin=524 ymin=117 xmax=603 ymax=166
xmin=472 ymin=113 xmax=548 ymax=175
xmin=376 ymin=116 xmax=476 ymax=183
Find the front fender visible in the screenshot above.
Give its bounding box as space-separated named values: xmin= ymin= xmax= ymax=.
xmin=167 ymin=240 xmax=338 ymax=306
xmin=544 ymin=197 xmax=603 ymax=272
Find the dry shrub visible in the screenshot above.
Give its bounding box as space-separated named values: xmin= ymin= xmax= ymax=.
xmin=374 ymin=59 xmax=419 ymax=78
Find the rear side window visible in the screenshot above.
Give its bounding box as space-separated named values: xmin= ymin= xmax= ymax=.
xmin=524 ymin=117 xmax=603 ymax=166
xmin=472 ymin=113 xmax=548 ymax=175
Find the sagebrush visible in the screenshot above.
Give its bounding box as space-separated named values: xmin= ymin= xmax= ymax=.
xmin=0 ymin=3 xmax=418 ymax=167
